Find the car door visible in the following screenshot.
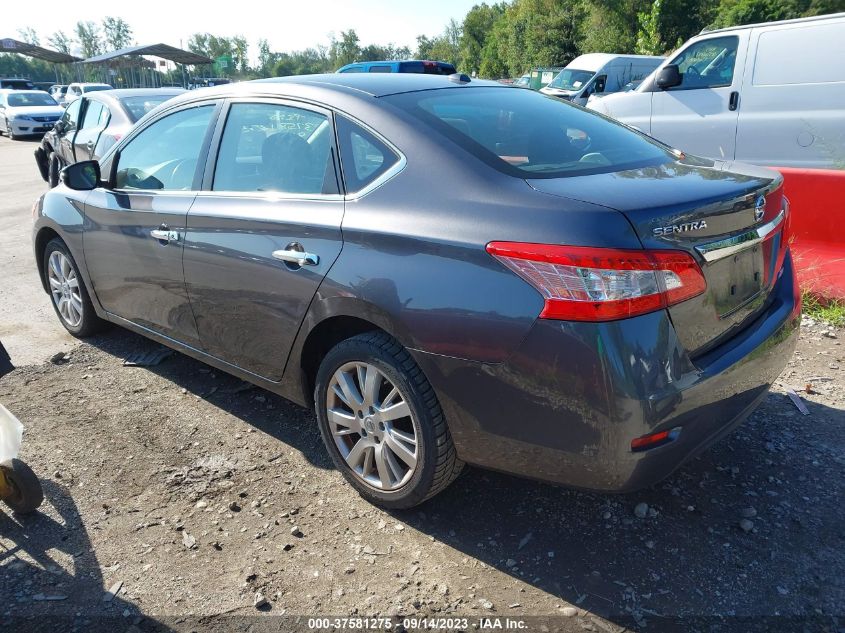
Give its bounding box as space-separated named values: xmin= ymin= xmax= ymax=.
xmin=57 ymin=98 xmax=83 ymax=163
xmin=82 ymin=101 xmax=219 ymax=348
xmin=650 ymin=33 xmax=748 ymax=160
xmin=183 ymin=98 xmax=344 ymax=380
xmin=73 ymin=99 xmax=110 ymax=160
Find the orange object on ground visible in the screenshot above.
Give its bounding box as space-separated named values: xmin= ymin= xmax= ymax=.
xmin=777 ymin=167 xmax=845 ymax=299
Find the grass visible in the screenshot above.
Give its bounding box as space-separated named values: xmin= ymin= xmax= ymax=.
xmin=802 ymin=291 xmax=845 ymax=327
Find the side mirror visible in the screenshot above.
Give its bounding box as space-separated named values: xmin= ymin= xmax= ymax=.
xmin=60 ymin=160 xmax=100 ymax=191
xmin=594 ymin=75 xmax=607 ymax=94
xmin=54 ymin=121 xmax=65 ymax=133
xmin=656 ymin=64 xmax=682 ymax=90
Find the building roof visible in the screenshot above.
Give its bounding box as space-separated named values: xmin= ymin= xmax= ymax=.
xmin=0 ymin=38 xmax=81 ymax=63
xmin=82 ymin=44 xmax=213 ymax=66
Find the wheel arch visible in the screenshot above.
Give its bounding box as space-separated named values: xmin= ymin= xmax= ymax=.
xmin=34 ymin=226 xmax=62 ymax=293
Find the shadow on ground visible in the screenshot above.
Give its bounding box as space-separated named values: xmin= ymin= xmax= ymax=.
xmin=67 ymin=328 xmax=845 ymax=630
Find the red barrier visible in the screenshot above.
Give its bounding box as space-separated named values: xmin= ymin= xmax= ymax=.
xmin=776 ymin=167 xmax=845 ymax=300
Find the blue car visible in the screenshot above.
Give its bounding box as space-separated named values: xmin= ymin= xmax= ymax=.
xmin=337 ymin=60 xmax=456 ymax=75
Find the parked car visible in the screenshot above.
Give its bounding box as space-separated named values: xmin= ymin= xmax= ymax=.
xmin=512 ymin=74 xmax=531 ymax=88
xmin=0 ymin=90 xmax=63 ymax=139
xmin=64 ymin=83 xmax=113 ymax=106
xmin=0 ymin=78 xmax=36 ymax=90
xmin=49 ymin=84 xmax=68 ymax=103
xmin=33 ymin=74 xmax=799 ymax=508
xmin=587 ymin=13 xmax=845 ymax=168
xmin=541 ymin=54 xmax=664 ymax=106
xmin=337 ymin=60 xmax=456 ymax=74
xmin=35 ymin=88 xmax=186 ymax=187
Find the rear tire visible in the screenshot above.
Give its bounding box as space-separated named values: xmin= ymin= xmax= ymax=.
xmin=315 ymin=331 xmax=463 ymax=509
xmin=43 ymin=238 xmax=105 ymax=338
xmin=1 ymin=459 xmax=43 ymax=514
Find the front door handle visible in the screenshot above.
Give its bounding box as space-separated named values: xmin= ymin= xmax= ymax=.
xmin=272 ymin=249 xmax=319 ymax=266
xmin=729 ymin=91 xmax=739 ymax=111
xmin=150 ymin=228 xmax=179 ymax=243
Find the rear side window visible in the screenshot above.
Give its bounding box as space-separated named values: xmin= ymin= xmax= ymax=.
xmin=115 ymin=105 xmax=214 ymax=190
xmin=81 ymin=101 xmax=108 ymax=129
xmin=336 ymin=116 xmax=401 ymax=193
xmin=213 ymin=102 xmax=337 ymax=195
xmin=384 ymin=87 xmax=672 ymax=179
xmin=368 ymin=65 xmax=392 ymax=73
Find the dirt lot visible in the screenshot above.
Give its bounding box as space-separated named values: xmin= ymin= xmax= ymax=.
xmin=0 ymin=136 xmax=843 ymax=632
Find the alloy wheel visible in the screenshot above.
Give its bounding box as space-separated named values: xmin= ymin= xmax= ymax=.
xmin=47 ymin=250 xmax=83 ymax=328
xmin=326 ymin=361 xmax=419 ymax=491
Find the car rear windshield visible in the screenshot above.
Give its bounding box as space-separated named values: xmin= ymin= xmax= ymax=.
xmin=384 ymin=87 xmax=673 ymax=178
xmin=121 ymin=95 xmax=177 ymax=122
xmin=7 ymin=92 xmax=58 ymax=107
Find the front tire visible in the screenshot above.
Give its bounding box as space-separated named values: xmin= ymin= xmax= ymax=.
xmin=315 ymin=331 xmax=463 ymax=509
xmin=43 ymin=238 xmax=105 ymax=337
xmin=48 ymin=152 xmax=60 ymax=188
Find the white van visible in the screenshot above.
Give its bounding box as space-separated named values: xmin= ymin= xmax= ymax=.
xmin=587 ymin=13 xmax=845 ymax=168
xmin=540 ymin=54 xmax=664 ymax=106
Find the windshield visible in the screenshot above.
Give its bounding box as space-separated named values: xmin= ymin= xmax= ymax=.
xmin=384 ymin=87 xmax=673 ymax=178
xmin=7 ymin=92 xmax=58 ymax=107
xmin=121 ymin=95 xmax=178 ymax=122
xmin=548 ymin=69 xmax=594 ymax=91
xmin=83 ymin=85 xmax=111 ymax=93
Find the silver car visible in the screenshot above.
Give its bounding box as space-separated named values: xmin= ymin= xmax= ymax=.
xmin=0 ymin=90 xmax=63 ymax=139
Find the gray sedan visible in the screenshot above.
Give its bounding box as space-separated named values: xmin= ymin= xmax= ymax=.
xmin=32 ymin=74 xmax=799 ymax=508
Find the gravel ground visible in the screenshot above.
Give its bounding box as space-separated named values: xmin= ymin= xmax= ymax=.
xmin=0 ymin=315 xmax=842 ymax=632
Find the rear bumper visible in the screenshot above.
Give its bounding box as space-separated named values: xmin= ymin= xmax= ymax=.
xmin=413 ymin=250 xmax=801 ymax=492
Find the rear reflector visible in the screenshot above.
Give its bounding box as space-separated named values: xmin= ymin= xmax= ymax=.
xmin=486 ymin=242 xmax=706 ymax=322
xmin=630 ymin=427 xmax=681 ymax=452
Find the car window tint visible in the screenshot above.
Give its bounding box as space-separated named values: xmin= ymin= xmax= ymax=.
xmin=115 ymin=105 xmax=214 ymax=191
xmin=121 ymin=95 xmax=175 ymax=122
xmin=669 ymin=36 xmax=739 ymax=90
xmin=81 ymin=101 xmax=105 ymax=129
xmin=368 ymin=65 xmax=392 ymax=73
xmin=336 ymin=116 xmax=400 ymax=194
xmin=213 ymin=102 xmax=337 ymax=195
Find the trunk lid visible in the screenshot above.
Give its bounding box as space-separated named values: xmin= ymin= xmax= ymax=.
xmin=527 ymin=158 xmax=788 ymax=357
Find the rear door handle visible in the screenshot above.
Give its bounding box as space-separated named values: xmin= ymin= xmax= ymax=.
xmin=150 ymin=228 xmax=179 ymax=243
xmin=272 ymin=249 xmax=319 ymax=266
xmin=729 ymin=91 xmax=739 ymax=111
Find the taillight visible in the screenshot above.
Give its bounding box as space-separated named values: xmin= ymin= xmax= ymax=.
xmin=486 ymin=242 xmax=706 ymax=322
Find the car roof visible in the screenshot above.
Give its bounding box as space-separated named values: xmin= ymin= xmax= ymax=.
xmin=700 ymin=11 xmax=844 ymax=35
xmin=179 ymin=74 xmax=501 ymax=101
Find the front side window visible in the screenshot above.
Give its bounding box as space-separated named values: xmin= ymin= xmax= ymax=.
xmin=115 ymin=105 xmax=214 ymax=191
xmin=61 ymin=98 xmax=82 ymax=131
xmin=336 ymin=116 xmax=400 ymax=193
xmin=669 ymin=36 xmax=739 ymax=90
xmin=385 ymin=87 xmax=672 ymax=179
xmin=368 ymin=65 xmax=392 ymax=73
xmin=213 ymin=102 xmax=336 ymax=195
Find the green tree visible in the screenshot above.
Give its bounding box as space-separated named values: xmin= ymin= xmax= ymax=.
xmin=635 ymin=0 xmax=664 ymax=55
xmin=461 ymin=3 xmax=507 ymax=75
xmin=49 ymin=30 xmax=74 ymax=55
xmin=257 ymin=39 xmax=278 ymax=76
xmin=329 ymin=30 xmax=361 ymax=68
xmin=17 ymin=27 xmax=40 ymax=46
xmin=101 ymin=17 xmax=133 ymax=51
xmin=75 ymin=21 xmax=103 ymax=58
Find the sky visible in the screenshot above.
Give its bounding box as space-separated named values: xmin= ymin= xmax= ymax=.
xmin=9 ymin=0 xmax=480 ymax=61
